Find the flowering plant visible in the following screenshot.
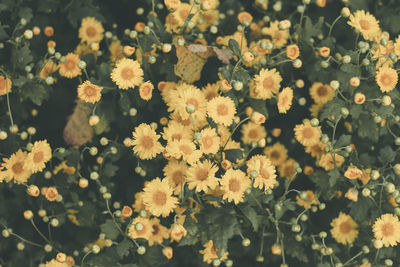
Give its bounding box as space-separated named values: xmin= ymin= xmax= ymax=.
xmin=1 ymin=0 xmax=400 ymax=266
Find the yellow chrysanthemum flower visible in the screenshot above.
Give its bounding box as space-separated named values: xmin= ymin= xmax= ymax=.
xmin=78 ymin=17 xmax=104 ymax=44
xmin=372 ymin=213 xmax=400 ymax=247
xmin=264 ymin=142 xmax=288 ymax=166
xmin=277 ymin=87 xmax=293 ymax=113
xmin=330 ymin=212 xmax=359 ymax=245
xmin=77 ymin=81 xmax=102 ymax=104
xmin=162 ymin=120 xmax=193 ymax=143
xmin=376 ymin=66 xmax=398 ymax=93
xmin=199 ymin=127 xmax=220 ymax=155
xmin=128 ymin=217 xmax=152 ymax=240
xmin=59 ymin=53 xmax=81 ymax=78
xmin=254 ymin=68 xmax=282 ymax=100
xmin=111 ymin=58 xmax=144 ymax=89
xmin=296 ymin=190 xmax=318 ymax=209
xmin=39 ymin=60 xmax=58 ymax=79
xmin=186 ymin=160 xmax=219 ymax=193
xmin=0 ymin=75 xmax=12 ymax=96
xmin=45 ymin=259 xmax=70 ymax=267
xmin=207 ymin=96 xmax=237 ymax=126
xmin=165 ymin=139 xmax=202 ymax=165
xmin=309 ymin=82 xmax=335 ymax=104
xmin=305 ymin=141 xmax=326 ymax=159
xmin=1 ymin=150 xmax=31 ymax=184
xmin=26 ymin=140 xmax=52 ymax=173
xmin=220 ymin=169 xmax=251 ymax=204
xmin=241 ymin=121 xmax=267 ymax=145
xmin=348 ymin=10 xmax=381 ymax=41
xmin=142 ymin=178 xmax=178 ymax=217
xmin=317 ymin=153 xmax=345 ymax=171
xmin=163 ymin=159 xmax=187 ymax=195
xmin=262 ymin=21 xmax=289 ymax=48
xmin=199 ymin=240 xmax=228 ymax=264
xmin=132 ymin=123 xmax=164 ymax=160
xmin=202 ymin=83 xmax=220 ymax=101
xmin=294 ymin=121 xmax=321 ymax=146
xmin=148 ymin=217 xmax=169 ymax=246
xmin=278 ymin=158 xmax=298 ymax=180
xmin=247 ymin=155 xmax=277 ymax=191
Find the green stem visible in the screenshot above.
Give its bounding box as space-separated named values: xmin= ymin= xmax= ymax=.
xmin=328 ymin=15 xmax=342 ymax=38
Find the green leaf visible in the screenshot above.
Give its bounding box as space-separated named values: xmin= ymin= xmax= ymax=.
xmin=116 ymin=238 xmax=133 ymax=259
xmin=357 ymin=114 xmax=379 ymax=142
xmin=379 ymin=146 xmax=396 ymax=165
xmin=229 ymin=39 xmax=241 ymax=57
xmin=224 ymin=149 xmax=244 ymax=163
xmin=18 ymin=7 xmax=33 ymax=22
xmin=334 ymin=135 xmax=351 ymax=148
xmin=0 ymin=22 xmax=8 ymax=40
xmin=21 ymin=82 xmax=49 ymax=106
xmin=328 ymin=169 xmax=340 ymax=187
xmin=14 ymin=44 xmax=33 ymax=70
xmin=100 ymin=219 xmax=121 ymax=240
xmin=239 ymin=205 xmax=259 ymax=231
xmin=248 ymin=98 xmax=268 ymax=118
xmin=102 ymin=163 xmax=119 ymax=178
xmin=340 ymin=64 xmax=361 ymax=76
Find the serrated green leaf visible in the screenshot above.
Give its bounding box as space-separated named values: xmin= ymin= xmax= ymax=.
xmin=21 ymin=82 xmax=49 ymax=106
xmin=100 ymin=219 xmax=121 ymax=240
xmin=248 ymin=98 xmax=268 ymax=118
xmin=239 ymin=205 xmax=259 ymax=231
xmin=224 ymin=149 xmax=244 ymax=163
xmin=0 ymin=22 xmax=8 ymax=40
xmin=379 ymin=146 xmax=396 ymax=165
xmin=116 ymin=238 xmax=133 ymax=259
xmin=102 ymin=163 xmax=119 ymax=178
xmin=334 ymin=135 xmax=351 ymax=148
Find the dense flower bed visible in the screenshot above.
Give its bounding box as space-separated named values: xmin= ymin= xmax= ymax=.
xmin=1 ymin=0 xmax=400 ymax=266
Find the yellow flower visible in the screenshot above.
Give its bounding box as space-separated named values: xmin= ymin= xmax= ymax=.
xmin=170 ymin=223 xmax=187 ymax=242
xmin=78 ymin=17 xmax=104 ymax=44
xmin=163 ymin=159 xmax=186 ymax=195
xmin=148 ymin=217 xmax=169 ymax=246
xmin=139 ymin=81 xmax=154 ymax=101
xmin=202 ymin=83 xmax=220 ymax=101
xmin=162 ymin=120 xmax=193 ymax=143
xmin=309 ymin=82 xmax=335 ymax=104
xmin=286 ymin=44 xmax=300 ymax=60
xmin=345 ymin=188 xmax=359 ymax=202
xmin=305 ymin=141 xmax=326 ymax=159
xmin=207 ymin=96 xmax=237 ymax=126
xmin=167 ymin=83 xmax=207 ymax=123
xmin=1 ymin=150 xmax=31 ymax=184
xmin=45 ymin=259 xmax=70 ymax=267
xmin=128 ymin=217 xmax=152 ymax=240
xmin=294 ymin=121 xmax=321 ymax=146
xmin=186 ymin=160 xmax=219 ymax=193
xmin=77 ymin=81 xmax=102 ymax=103
xmin=348 ymin=10 xmax=381 ymax=41
xmin=220 ymin=169 xmax=251 ymax=204
xmin=296 ymin=190 xmax=318 ymax=209
xmin=199 ymin=127 xmax=220 ymax=155
xmin=162 ymin=246 xmax=173 ymax=259
xmin=262 ymin=21 xmax=289 ymax=48
xmin=111 ymin=58 xmax=144 ymax=89
xmin=26 ymin=140 xmax=52 ymax=173
xmin=277 ymin=87 xmax=293 ymax=113
xmin=264 ymin=142 xmax=288 ymax=166
xmin=318 ymin=153 xmax=345 ymax=171
xmin=344 ymin=166 xmax=363 ymax=179
xmin=372 ymin=213 xmax=400 ymax=247
xmin=165 ymin=139 xmax=202 ymax=165
xmin=39 ymin=60 xmax=58 ymax=79
xmin=0 ymin=75 xmax=12 ymax=96
xmin=199 ymin=240 xmax=229 ymax=264
xmin=278 ymin=158 xmax=298 ymax=180
xmin=254 ymin=68 xmax=282 ymax=100
xmin=132 ymin=123 xmax=164 ymax=160
xmin=376 ymin=66 xmax=398 ymax=93
xmin=241 ymin=121 xmax=267 ymax=145
xmin=142 ymin=178 xmax=178 ymax=217
xmin=59 ymin=53 xmax=81 ymax=78
xmin=330 ymin=212 xmax=359 ymax=245
xmin=247 ymin=155 xmax=277 ymax=191
xmin=109 ymin=39 xmax=124 ymax=62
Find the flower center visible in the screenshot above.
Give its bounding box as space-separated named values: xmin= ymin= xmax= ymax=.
xmin=172 ymin=170 xmax=183 ymax=185
xmin=202 ymin=136 xmax=213 ymax=149
xmin=380 ymin=74 xmax=393 ymax=86
xmin=302 ymin=127 xmax=315 ymax=139
xmin=317 ymin=86 xmax=328 ymax=97
xmin=217 ymin=104 xmax=228 ymax=116
xmin=339 ymin=221 xmax=352 ymax=234
xmin=270 ymin=150 xmax=280 ymax=160
xmin=263 ymin=76 xmax=274 ymax=89
xmin=381 ymin=223 xmax=395 ymax=237
xmin=196 ymin=168 xmax=209 ymax=181
xmin=359 ymin=19 xmax=371 ymax=30
xmin=140 ymin=136 xmax=154 ymax=149
xmin=33 ymin=151 xmax=44 ymax=163
xmin=12 ymin=162 xmax=24 ymax=174
xmin=84 ymin=85 xmax=96 ymax=97
xmin=171 ymin=133 xmax=182 ymax=141
xmin=86 ymin=26 xmax=97 ymax=37
xmin=248 ymin=129 xmax=259 ymax=139
xmin=65 ymin=59 xmax=76 ymax=71
xmin=152 ymin=190 xmax=167 ymax=206
xmin=121 ymin=67 xmax=135 ymax=80
xmin=186 ymin=98 xmax=199 ymax=110
xmin=152 ymin=224 xmax=160 ymax=235
xmin=179 ymin=144 xmax=193 ymax=155
xmin=228 ymin=178 xmax=241 ymax=192
xmin=260 ymin=168 xmax=270 ymax=180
